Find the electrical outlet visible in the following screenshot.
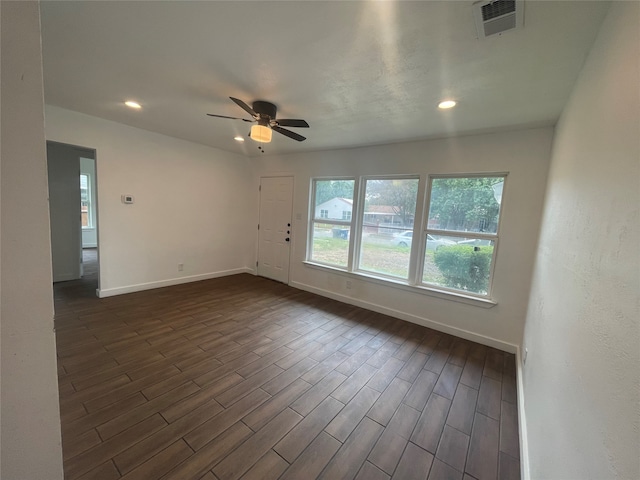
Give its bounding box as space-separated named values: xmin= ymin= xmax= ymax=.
xmin=178 ymin=263 xmax=184 ymax=272
xmin=523 ymin=347 xmax=528 ymax=364
xmin=346 ymin=280 xmax=352 ymax=290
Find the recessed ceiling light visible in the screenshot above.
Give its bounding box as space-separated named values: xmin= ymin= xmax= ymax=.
xmin=125 ymin=101 xmax=141 ymax=109
xmin=438 ymin=100 xmax=456 ymax=109
xmin=234 ymin=136 xmax=245 ymax=142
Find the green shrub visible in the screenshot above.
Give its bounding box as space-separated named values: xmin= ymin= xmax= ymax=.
xmin=433 ymin=245 xmax=493 ymax=294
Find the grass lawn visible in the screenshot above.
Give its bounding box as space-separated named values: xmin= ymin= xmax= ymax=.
xmin=310 ymin=233 xmax=492 ymax=296
xmin=311 ymin=236 xmax=446 ymax=283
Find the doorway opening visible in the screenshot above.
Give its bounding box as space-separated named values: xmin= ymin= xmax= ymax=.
xmin=46 ymin=141 xmax=100 ymax=297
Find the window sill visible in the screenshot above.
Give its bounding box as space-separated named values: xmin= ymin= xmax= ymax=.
xmin=302 ymin=261 xmax=497 ymax=309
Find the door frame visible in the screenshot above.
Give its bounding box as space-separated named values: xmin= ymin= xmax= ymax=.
xmin=255 ymin=175 xmax=295 ymax=284
xmin=46 ymin=140 xmax=100 ymax=294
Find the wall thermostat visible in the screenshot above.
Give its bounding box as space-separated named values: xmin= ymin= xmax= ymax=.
xmin=121 ymin=194 xmax=134 ymax=204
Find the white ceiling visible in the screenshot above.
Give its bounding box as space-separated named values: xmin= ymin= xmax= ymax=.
xmin=40 ymin=1 xmax=610 ymax=157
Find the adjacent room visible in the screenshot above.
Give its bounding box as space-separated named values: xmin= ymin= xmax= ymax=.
xmin=1 ymin=1 xmax=638 ymax=480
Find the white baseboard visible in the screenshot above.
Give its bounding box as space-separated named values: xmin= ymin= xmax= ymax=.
xmin=289 ymin=280 xmax=518 ymax=354
xmin=515 ymin=347 xmax=530 ymax=480
xmin=97 ymin=267 xmax=254 ymax=298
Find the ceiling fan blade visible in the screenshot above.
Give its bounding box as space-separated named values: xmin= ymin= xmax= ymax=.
xmin=230 ymin=97 xmax=257 ymax=117
xmin=275 ymin=119 xmax=309 ymax=128
xmin=207 ymin=113 xmax=254 ymax=122
xmin=272 ymin=125 xmax=306 ymax=142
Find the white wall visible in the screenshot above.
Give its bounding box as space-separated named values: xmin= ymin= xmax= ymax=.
xmin=45 ymin=106 xmax=255 ymax=296
xmin=253 ymin=127 xmax=553 ymax=349
xmin=522 ymin=2 xmax=639 ymax=479
xmin=0 ymin=2 xmax=64 ymax=478
xmin=80 ymin=156 xmax=98 ymax=248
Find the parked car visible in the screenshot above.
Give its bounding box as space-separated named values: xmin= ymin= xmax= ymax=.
xmin=391 ymin=231 xmax=456 ymax=250
xmin=391 ymin=231 xmax=413 ymax=247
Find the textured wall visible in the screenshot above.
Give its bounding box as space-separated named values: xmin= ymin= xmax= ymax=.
xmin=1 ymin=2 xmax=64 ymax=478
xmin=522 ymin=2 xmax=639 ymax=478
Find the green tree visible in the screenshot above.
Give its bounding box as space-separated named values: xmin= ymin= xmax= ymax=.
xmin=428 ymin=177 xmax=502 ymax=233
xmin=315 ymin=180 xmax=354 ymax=206
xmin=365 ymin=179 xmax=419 ymax=227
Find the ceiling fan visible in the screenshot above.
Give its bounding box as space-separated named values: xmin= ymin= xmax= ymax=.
xmin=207 ymin=97 xmax=309 ymax=143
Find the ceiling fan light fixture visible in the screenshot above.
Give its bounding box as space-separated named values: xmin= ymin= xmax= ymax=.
xmin=250 ymin=124 xmax=272 ymax=143
xmin=208 ymin=97 xmax=308 ymax=142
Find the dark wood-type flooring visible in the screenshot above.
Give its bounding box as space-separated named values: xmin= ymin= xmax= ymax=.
xmin=54 ymin=250 xmax=521 ymax=480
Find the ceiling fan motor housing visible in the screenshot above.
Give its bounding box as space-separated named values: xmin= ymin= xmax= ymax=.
xmin=252 ymin=101 xmax=277 ymax=119
xmin=208 ymin=97 xmax=307 ymax=142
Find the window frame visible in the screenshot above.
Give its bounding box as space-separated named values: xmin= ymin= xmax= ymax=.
xmin=80 ymin=173 xmax=93 ymax=229
xmin=305 ymin=172 xmax=507 ymax=306
xmin=353 ymin=175 xmax=421 ymax=281
xmin=419 ymin=173 xmax=507 ymax=298
xmin=308 ymin=177 xmax=357 ymax=270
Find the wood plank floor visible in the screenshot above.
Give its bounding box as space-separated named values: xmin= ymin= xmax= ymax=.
xmin=54 ymin=250 xmax=521 ymax=480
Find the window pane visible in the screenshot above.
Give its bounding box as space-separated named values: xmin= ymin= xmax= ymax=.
xmin=80 ymin=174 xmax=89 ymax=201
xmin=80 ymin=174 xmax=90 ymax=227
xmin=428 ymin=177 xmax=504 ymax=234
xmin=310 ymin=224 xmax=350 ymax=267
xmin=359 ymin=178 xmax=418 ymax=278
xmin=360 ymin=225 xmax=411 ymax=278
xmin=314 ymin=180 xmax=355 ymax=221
xmin=423 ymin=238 xmax=495 ymax=295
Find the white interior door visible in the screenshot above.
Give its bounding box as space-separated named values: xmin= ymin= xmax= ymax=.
xmin=257 ymin=176 xmax=293 ymax=284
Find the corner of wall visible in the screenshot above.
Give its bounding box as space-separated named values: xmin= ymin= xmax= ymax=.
xmin=519 ymin=3 xmax=639 ymax=478
xmin=1 ymin=1 xmax=64 ymax=477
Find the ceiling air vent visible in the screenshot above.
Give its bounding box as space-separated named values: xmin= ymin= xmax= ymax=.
xmin=473 ymin=0 xmax=524 ymax=39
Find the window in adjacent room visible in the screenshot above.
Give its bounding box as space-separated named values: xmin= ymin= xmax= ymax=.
xmin=80 ymin=173 xmax=92 ymax=228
